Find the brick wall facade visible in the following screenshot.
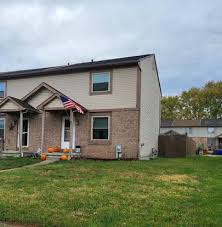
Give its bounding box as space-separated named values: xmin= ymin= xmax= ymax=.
xmin=4 ymin=109 xmax=139 ymax=159
xmin=5 ymin=113 xmax=18 ymax=151
xmin=75 ymin=109 xmax=139 ymax=159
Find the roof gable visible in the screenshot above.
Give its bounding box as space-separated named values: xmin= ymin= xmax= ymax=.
xmin=26 ymin=87 xmax=54 ymax=108
xmin=0 ymin=99 xmax=20 ymax=111
xmin=39 ymin=95 xmax=64 ymax=110
xmin=0 ymin=96 xmax=37 ymax=112
xmin=22 ymin=82 xmax=61 ymax=101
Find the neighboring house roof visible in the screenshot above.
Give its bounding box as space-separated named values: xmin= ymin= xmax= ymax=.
xmin=172 ymin=120 xmax=201 ymax=127
xmin=0 ymin=54 xmax=151 ymax=80
xmin=161 ymin=130 xmax=184 ymax=136
xmin=161 ymin=120 xmax=173 ymax=127
xmin=201 ymin=119 xmax=222 ymax=127
xmin=161 ymin=119 xmax=222 ymax=128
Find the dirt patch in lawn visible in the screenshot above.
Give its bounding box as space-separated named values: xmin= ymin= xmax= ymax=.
xmin=155 ymin=174 xmax=198 ymax=184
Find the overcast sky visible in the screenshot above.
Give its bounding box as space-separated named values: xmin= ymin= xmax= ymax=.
xmin=0 ymin=0 xmax=221 ymax=95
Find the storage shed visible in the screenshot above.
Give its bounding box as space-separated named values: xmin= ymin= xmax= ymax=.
xmin=158 ymin=130 xmax=196 ymax=157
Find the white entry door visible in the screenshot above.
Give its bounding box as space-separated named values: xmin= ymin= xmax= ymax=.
xmin=61 ymin=116 xmax=75 ymax=149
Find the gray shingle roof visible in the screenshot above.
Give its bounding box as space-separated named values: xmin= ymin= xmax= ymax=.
xmin=0 ymin=54 xmax=151 ymax=80
xmin=161 ymin=119 xmax=222 ymax=128
xmin=201 ymin=119 xmax=222 ymax=127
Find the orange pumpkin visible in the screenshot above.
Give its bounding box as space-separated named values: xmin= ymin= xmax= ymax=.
xmin=48 ymin=147 xmax=54 ymax=153
xmin=63 ymin=148 xmax=70 ymax=153
xmin=41 ymin=154 xmax=46 ymax=161
xmin=54 ymin=146 xmax=60 ymax=152
xmin=60 ymin=155 xmax=68 ymax=161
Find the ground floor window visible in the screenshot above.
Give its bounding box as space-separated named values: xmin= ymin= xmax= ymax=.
xmin=92 ymin=116 xmax=109 ymax=140
xmin=0 ymin=118 xmax=5 ymax=139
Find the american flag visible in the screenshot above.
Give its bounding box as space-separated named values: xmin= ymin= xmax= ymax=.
xmin=60 ymin=95 xmax=84 ymax=114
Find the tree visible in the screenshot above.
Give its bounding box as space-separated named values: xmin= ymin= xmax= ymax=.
xmin=161 ymin=81 xmax=222 ymax=120
xmin=161 ymin=96 xmax=180 ymax=120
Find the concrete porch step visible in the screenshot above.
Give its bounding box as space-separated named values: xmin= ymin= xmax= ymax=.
xmin=0 ymin=152 xmax=20 ymax=158
xmin=0 ymin=151 xmax=34 ymax=158
xmin=46 ymin=152 xmax=81 ymax=160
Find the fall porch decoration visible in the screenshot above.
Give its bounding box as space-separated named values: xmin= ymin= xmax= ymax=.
xmin=60 ymin=155 xmax=68 ymax=161
xmin=63 ymin=148 xmax=70 ymax=153
xmin=41 ymin=154 xmax=47 ymax=161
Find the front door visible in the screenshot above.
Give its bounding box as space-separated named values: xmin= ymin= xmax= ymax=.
xmin=17 ymin=118 xmax=29 ymax=148
xmin=61 ymin=117 xmax=75 ymax=149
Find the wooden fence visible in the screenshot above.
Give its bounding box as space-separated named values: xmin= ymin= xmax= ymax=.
xmin=158 ymin=134 xmax=196 ymax=157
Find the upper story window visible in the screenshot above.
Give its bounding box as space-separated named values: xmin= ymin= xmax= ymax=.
xmin=91 ymin=71 xmax=111 ymax=94
xmin=91 ymin=116 xmax=110 ymax=140
xmin=0 ymin=82 xmax=6 ymax=99
xmin=207 ymin=127 xmax=215 ymax=134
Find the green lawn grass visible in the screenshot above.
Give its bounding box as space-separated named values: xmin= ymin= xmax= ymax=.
xmin=0 ymin=157 xmax=40 ymax=170
xmin=0 ymin=157 xmax=221 ymax=226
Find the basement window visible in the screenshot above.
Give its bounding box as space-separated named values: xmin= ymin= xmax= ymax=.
xmin=92 ymin=116 xmax=109 ymax=140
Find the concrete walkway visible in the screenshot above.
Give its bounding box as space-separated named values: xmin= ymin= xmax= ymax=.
xmin=0 ymin=159 xmax=57 ymax=173
xmin=0 ymin=221 xmax=32 ymax=227
xmin=0 ymin=222 xmax=23 ymax=227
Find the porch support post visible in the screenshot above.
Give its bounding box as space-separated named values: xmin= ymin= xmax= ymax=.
xmin=19 ymin=110 xmax=23 ymax=157
xmin=69 ymin=109 xmax=74 ymax=158
xmin=41 ymin=110 xmax=46 ymax=154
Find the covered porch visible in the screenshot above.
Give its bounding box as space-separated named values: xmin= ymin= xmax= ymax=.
xmin=0 ymin=87 xmax=87 ymax=158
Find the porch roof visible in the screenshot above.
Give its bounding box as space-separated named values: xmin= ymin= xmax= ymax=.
xmin=215 ymin=133 xmax=222 ymax=138
xmin=0 ymin=96 xmax=38 ymax=113
xmin=28 ymin=83 xmax=87 ymax=113
xmin=38 ymin=94 xmax=87 ymax=113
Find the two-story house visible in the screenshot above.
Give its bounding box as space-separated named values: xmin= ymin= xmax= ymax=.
xmin=161 ymin=119 xmax=222 ymax=150
xmin=0 ymin=54 xmax=161 ymax=160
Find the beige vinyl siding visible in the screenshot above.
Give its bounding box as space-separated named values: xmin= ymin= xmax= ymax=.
xmin=161 ymin=127 xmax=222 ymax=138
xmin=1 ymin=100 xmax=20 ymax=110
xmin=7 ymin=67 xmax=138 ymax=110
xmin=139 ymin=56 xmax=161 ymax=160
xmin=27 ymin=88 xmax=53 ymax=108
xmin=45 ymin=97 xmax=64 ymax=108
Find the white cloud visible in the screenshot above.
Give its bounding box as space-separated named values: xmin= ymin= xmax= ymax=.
xmin=0 ymin=0 xmax=222 ymax=95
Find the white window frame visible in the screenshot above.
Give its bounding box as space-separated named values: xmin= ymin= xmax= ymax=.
xmin=207 ymin=127 xmax=215 ymax=134
xmin=0 ymin=82 xmax=6 ymax=99
xmin=0 ymin=118 xmax=5 ymax=139
xmin=91 ymin=116 xmax=110 ymax=141
xmin=17 ymin=118 xmax=29 ymax=148
xmin=91 ymin=72 xmax=111 ymax=93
